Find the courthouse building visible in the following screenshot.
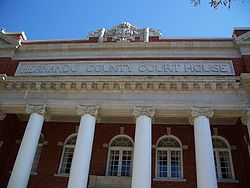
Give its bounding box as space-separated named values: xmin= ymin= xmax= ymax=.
xmin=0 ymin=23 xmax=250 ymax=188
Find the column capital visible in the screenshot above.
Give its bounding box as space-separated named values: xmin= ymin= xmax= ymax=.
xmin=240 ymin=109 xmax=250 ymax=125
xmin=26 ymin=104 xmax=47 ymax=116
xmin=132 ymin=106 xmax=156 ymax=118
xmin=77 ymin=105 xmax=99 ymax=117
xmin=0 ymin=110 xmax=6 ymax=120
xmin=191 ymin=107 xmax=214 ymax=119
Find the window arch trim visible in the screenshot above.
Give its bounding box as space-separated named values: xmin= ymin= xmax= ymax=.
xmin=212 ymin=135 xmax=231 ymax=149
xmin=108 ymin=134 xmax=134 ymax=147
xmin=156 ymin=135 xmax=183 ymax=149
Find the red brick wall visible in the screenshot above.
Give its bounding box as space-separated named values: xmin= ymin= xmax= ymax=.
xmin=0 ymin=115 xmax=20 ymax=187
xmin=242 ymin=55 xmax=250 ymax=73
xmin=1 ymin=120 xmax=249 ymax=188
xmin=0 ymin=57 xmax=12 ymax=74
xmin=232 ymin=58 xmax=246 ymax=75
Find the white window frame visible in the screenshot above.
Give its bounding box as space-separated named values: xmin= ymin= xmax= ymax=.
xmin=212 ymin=136 xmax=235 ymax=180
xmin=155 ymin=135 xmax=183 ymax=179
xmin=105 ymin=135 xmax=134 ymax=177
xmin=58 ymin=133 xmax=77 ymax=175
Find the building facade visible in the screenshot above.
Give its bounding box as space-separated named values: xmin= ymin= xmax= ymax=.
xmin=0 ymin=23 xmax=250 ymax=188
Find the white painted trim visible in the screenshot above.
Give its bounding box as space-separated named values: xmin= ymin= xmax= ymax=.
xmin=108 ymin=135 xmax=134 ymax=147
xmin=234 ymin=27 xmax=250 ymax=30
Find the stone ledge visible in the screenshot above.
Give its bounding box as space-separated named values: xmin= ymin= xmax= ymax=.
xmin=89 ymin=175 xmax=131 ymax=188
xmin=153 ymin=178 xmax=187 ymax=182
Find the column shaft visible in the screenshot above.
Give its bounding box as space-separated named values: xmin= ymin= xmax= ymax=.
xmin=131 ymin=115 xmax=152 ymax=188
xmin=7 ymin=113 xmax=44 ymax=188
xmin=67 ymin=114 xmax=96 ymax=188
xmin=194 ymin=115 xmax=218 ymax=188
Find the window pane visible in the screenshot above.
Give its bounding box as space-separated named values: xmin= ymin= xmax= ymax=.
xmin=157 ymin=150 xmax=168 ymax=177
xmin=171 ymin=150 xmax=181 ymax=178
xmin=108 ymin=150 xmax=120 ymax=176
xmin=121 ymin=150 xmax=132 ymax=176
xmin=60 ymin=147 xmax=74 ymax=174
xmin=219 ymin=151 xmax=233 ymax=179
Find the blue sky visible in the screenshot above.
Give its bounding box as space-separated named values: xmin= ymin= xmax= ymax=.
xmin=0 ymin=0 xmax=250 ymax=40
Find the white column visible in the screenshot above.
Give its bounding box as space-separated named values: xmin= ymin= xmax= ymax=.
xmin=191 ymin=107 xmax=217 ymax=188
xmin=241 ymin=109 xmax=250 ymax=157
xmin=67 ymin=105 xmax=99 ymax=188
xmin=7 ymin=105 xmax=46 ymax=188
xmin=131 ymin=106 xmax=155 ymax=188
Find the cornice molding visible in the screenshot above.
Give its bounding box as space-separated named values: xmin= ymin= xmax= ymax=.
xmin=77 ymin=105 xmax=99 ymax=117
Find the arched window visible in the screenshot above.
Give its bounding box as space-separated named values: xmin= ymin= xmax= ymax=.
xmin=212 ymin=136 xmax=235 ymax=180
xmin=156 ymin=136 xmax=183 ymax=179
xmin=31 ymin=134 xmax=44 ymax=174
xmin=58 ymin=134 xmax=77 ymax=175
xmin=106 ymin=135 xmax=133 ymax=177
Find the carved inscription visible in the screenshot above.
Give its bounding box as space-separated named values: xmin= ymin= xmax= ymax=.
xmin=15 ymin=60 xmax=235 ymax=76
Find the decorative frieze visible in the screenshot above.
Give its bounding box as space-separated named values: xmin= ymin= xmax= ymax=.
xmin=191 ymin=107 xmax=214 ymax=119
xmin=26 ymin=104 xmax=47 ymax=116
xmin=132 ymin=106 xmax=156 ymax=118
xmin=77 ymin=105 xmax=99 ymax=117
xmin=0 ymin=110 xmax=6 ymax=120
